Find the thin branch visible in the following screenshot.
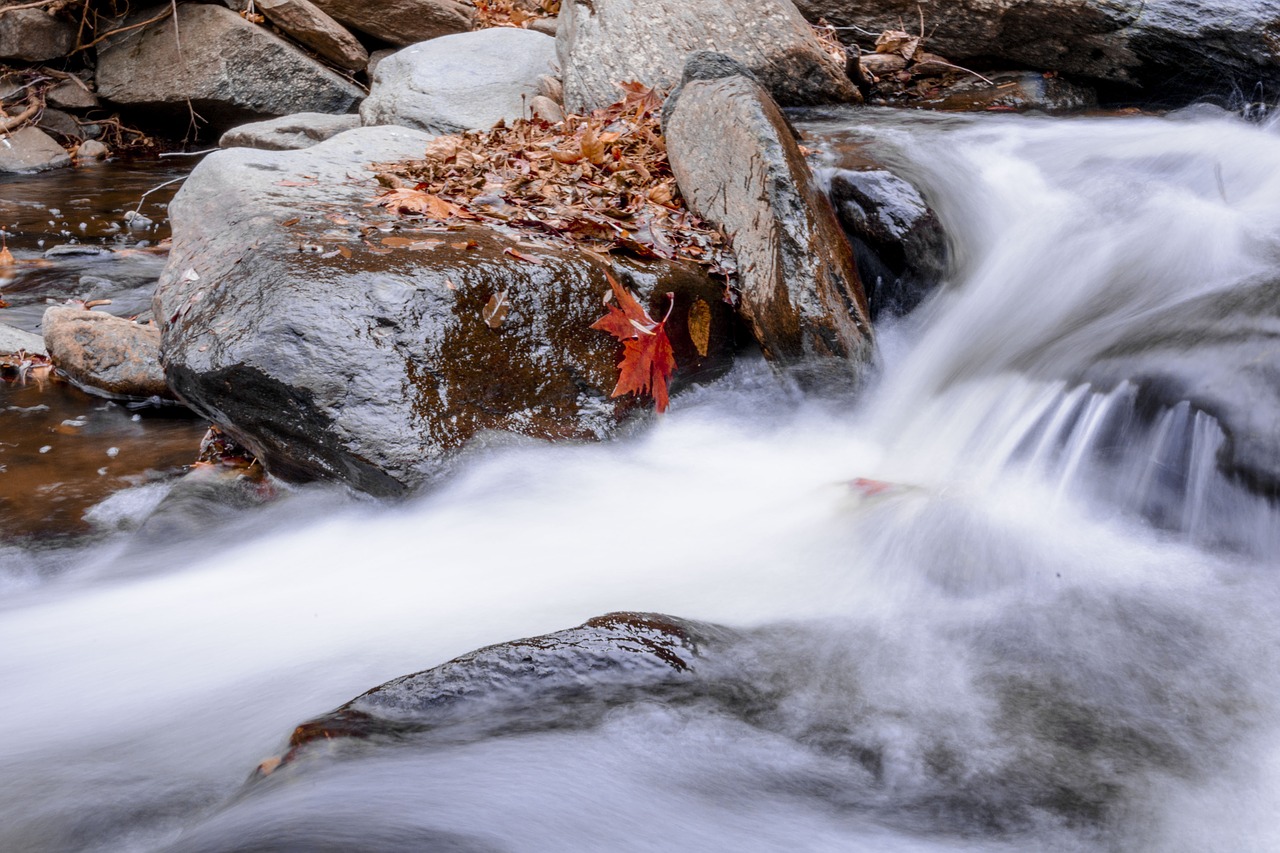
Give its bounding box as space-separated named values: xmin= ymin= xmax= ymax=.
xmin=132 ymin=176 xmax=186 ymax=214
xmin=0 ymin=97 xmax=41 ymax=133
xmin=0 ymin=0 xmax=60 ymax=18
xmin=73 ymin=6 xmax=173 ymax=53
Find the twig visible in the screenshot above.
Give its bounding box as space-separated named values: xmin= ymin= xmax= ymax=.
xmin=74 ymin=6 xmax=173 ymax=53
xmin=132 ymin=175 xmax=187 ymax=214
xmin=919 ymin=59 xmax=996 ymax=86
xmin=159 ymin=148 xmax=217 ymax=157
xmin=0 ymin=97 xmax=40 ymax=133
xmin=0 ymin=0 xmax=60 ymax=17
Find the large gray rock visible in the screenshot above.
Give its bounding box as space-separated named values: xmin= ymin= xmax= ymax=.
xmin=0 ymin=126 xmax=71 ymax=174
xmin=664 ymin=54 xmax=872 ymax=382
xmin=308 ymin=0 xmax=474 ymax=46
xmin=0 ymin=8 xmax=74 ymax=62
xmin=42 ymin=306 xmax=173 ymax=401
xmin=255 ymin=0 xmax=368 ymax=71
xmin=360 ymin=30 xmax=557 ymax=135
xmin=97 ymin=3 xmax=363 ymax=134
xmin=557 ymin=0 xmax=859 ymax=115
xmin=1080 ymin=276 xmax=1280 ymax=495
xmin=219 ymin=111 xmax=360 ymax=150
xmin=156 ymin=126 xmax=734 ymax=496
xmin=0 ymin=322 xmax=46 ymax=356
xmin=792 ymin=0 xmax=1280 ymax=98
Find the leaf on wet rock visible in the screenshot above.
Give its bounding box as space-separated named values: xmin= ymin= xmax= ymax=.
xmin=591 ymin=271 xmax=677 ymax=412
xmin=482 ymin=290 xmax=511 ymax=328
xmin=688 ymin=298 xmax=711 ymax=357
xmin=503 ymin=246 xmax=544 ymax=264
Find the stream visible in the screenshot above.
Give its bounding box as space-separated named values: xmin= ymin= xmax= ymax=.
xmin=3 ymin=107 xmax=1280 ymax=852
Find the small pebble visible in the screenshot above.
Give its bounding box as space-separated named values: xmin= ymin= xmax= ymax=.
xmin=106 ymin=447 xmax=119 ymax=458
xmin=39 ymin=446 xmax=52 ymax=454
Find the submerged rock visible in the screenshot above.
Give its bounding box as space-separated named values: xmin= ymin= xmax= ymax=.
xmin=0 ymin=126 xmax=72 ymax=174
xmin=42 ymin=306 xmax=173 ymax=401
xmin=557 ymin=0 xmax=859 ymax=114
xmin=96 ymin=3 xmax=363 ymax=134
xmin=912 ymin=70 xmax=1098 ymax=113
xmin=219 ymin=112 xmax=361 ymax=151
xmin=664 ymin=53 xmax=872 ymax=384
xmin=157 ymin=126 xmax=735 ymax=496
xmin=360 ymin=30 xmax=558 ymax=135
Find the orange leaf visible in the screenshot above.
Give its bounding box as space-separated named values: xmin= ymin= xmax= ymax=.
xmin=590 ymin=271 xmax=677 ymax=412
xmin=503 ymin=246 xmax=544 ymax=264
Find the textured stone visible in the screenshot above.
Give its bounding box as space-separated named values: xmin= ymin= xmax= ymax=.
xmin=0 ymin=322 xmax=46 ymax=356
xmin=97 ymin=3 xmax=363 ymax=133
xmin=42 ymin=306 xmax=173 ymax=400
xmin=361 ymin=29 xmax=557 ymax=135
xmin=0 ymin=8 xmax=74 ymax=62
xmin=219 ymin=112 xmax=360 ymax=150
xmin=45 ymin=78 xmax=99 ymax=111
xmin=0 ymin=126 xmax=71 ymax=174
xmin=664 ymin=54 xmax=872 ymax=383
xmin=255 ymin=0 xmax=368 ymax=71
xmin=557 ymin=0 xmax=859 ymax=115
xmin=308 ymin=0 xmax=474 ymax=46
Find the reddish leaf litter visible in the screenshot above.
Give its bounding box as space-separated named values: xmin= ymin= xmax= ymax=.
xmin=473 ymin=0 xmax=560 ymax=29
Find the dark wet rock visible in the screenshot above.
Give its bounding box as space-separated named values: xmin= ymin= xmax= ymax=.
xmin=664 ymin=53 xmax=872 ymax=384
xmin=792 ymin=0 xmax=1280 ymax=100
xmin=279 ymin=613 xmax=731 ymax=758
xmin=0 ymin=8 xmax=74 ymax=62
xmin=126 ymin=466 xmax=274 ymax=548
xmin=0 ymin=322 xmax=46 ymax=356
xmin=308 ymin=0 xmax=474 ymax=46
xmin=255 ymin=0 xmax=368 ymax=71
xmin=157 ymin=126 xmax=736 ymax=496
xmin=913 ymin=70 xmax=1098 ymax=113
xmin=557 ymin=0 xmax=859 ymax=115
xmin=827 ymin=164 xmax=948 ymax=319
xmin=96 ymin=3 xmax=363 ymax=135
xmin=1080 ymin=276 xmax=1280 ymax=496
xmin=42 ymin=305 xmax=174 ymax=401
xmin=360 ymin=30 xmax=558 ymax=135
xmin=0 ymin=126 xmax=71 ymax=174
xmin=45 ymin=78 xmax=99 ymax=111
xmin=35 ymin=107 xmax=84 ymax=139
xmin=219 ymin=112 xmax=361 ymax=151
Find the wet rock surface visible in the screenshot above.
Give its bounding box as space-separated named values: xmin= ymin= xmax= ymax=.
xmin=219 ymin=112 xmax=361 ymax=151
xmin=911 ymin=70 xmax=1098 ymax=113
xmin=157 ymin=126 xmax=736 ymax=496
xmin=308 ymin=0 xmax=475 ymax=46
xmin=557 ymin=0 xmax=859 ymax=115
xmin=42 ymin=305 xmax=173 ymax=401
xmin=0 ymin=126 xmax=72 ymax=174
xmin=664 ymin=54 xmax=872 ymax=383
xmin=360 ymin=30 xmax=558 ymax=136
xmin=96 ymin=3 xmax=364 ymax=134
xmin=794 ymin=0 xmax=1280 ymax=100
xmin=1080 ymin=276 xmax=1280 ymax=495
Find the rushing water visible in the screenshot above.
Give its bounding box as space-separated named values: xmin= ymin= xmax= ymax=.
xmin=4 ymin=108 xmax=1280 ymax=852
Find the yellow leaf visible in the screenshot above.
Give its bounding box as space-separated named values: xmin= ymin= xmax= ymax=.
xmin=688 ymin=298 xmax=711 ymax=356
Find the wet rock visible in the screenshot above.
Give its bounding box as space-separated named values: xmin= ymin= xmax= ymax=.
xmin=827 ymin=165 xmax=948 ymax=319
xmin=42 ymin=306 xmax=174 ymax=401
xmin=45 ymin=78 xmax=99 ymax=111
xmin=0 ymin=8 xmax=74 ymax=62
xmin=255 ymin=0 xmax=369 ymax=71
xmin=0 ymin=126 xmax=71 ymax=174
xmin=308 ymin=0 xmax=474 ymax=46
xmin=913 ymin=70 xmax=1097 ymax=113
xmin=557 ymin=0 xmax=859 ymax=115
xmin=75 ymin=139 xmax=110 ymax=162
xmin=792 ymin=0 xmax=1280 ymax=100
xmin=276 ymin=613 xmax=731 ymax=757
xmin=528 ymin=94 xmax=564 ymax=123
xmin=0 ymin=322 xmax=46 ymax=356
xmin=36 ymin=107 xmax=83 ymax=139
xmin=1080 ymin=276 xmax=1280 ymax=496
xmin=664 ymin=53 xmax=872 ymax=383
xmin=157 ymin=126 xmax=735 ymax=496
xmin=219 ymin=112 xmax=361 ymax=150
xmin=360 ymin=30 xmax=557 ymax=135
xmin=96 ymin=3 xmax=363 ymax=134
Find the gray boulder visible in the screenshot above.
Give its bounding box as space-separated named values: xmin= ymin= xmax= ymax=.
xmin=557 ymin=0 xmax=859 ymax=115
xmin=156 ymin=126 xmax=734 ymax=496
xmin=308 ymin=0 xmax=474 ymax=46
xmin=255 ymin=0 xmax=368 ymax=71
xmin=97 ymin=3 xmax=363 ymax=134
xmin=664 ymin=54 xmax=872 ymax=383
xmin=0 ymin=322 xmax=46 ymax=356
xmin=42 ymin=306 xmax=173 ymax=401
xmin=0 ymin=126 xmax=71 ymax=174
xmin=792 ymin=0 xmax=1280 ymax=98
xmin=360 ymin=30 xmax=557 ymax=135
xmin=219 ymin=112 xmax=361 ymax=150
xmin=45 ymin=77 xmax=99 ymax=111
xmin=0 ymin=8 xmax=74 ymax=62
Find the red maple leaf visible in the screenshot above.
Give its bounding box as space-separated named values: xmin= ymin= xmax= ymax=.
xmin=591 ymin=271 xmax=676 ymax=412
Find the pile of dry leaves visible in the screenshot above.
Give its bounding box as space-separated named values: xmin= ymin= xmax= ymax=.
xmin=370 ymin=82 xmax=735 ymax=279
xmin=473 ymin=0 xmax=560 ymax=29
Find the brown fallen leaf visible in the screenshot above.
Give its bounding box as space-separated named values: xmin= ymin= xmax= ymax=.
xmin=503 ymin=246 xmax=544 ymax=264
xmin=688 ymin=298 xmax=711 ymax=356
xmin=382 ymin=236 xmax=445 ymax=249
xmin=279 ymin=217 xmax=301 ymax=227
xmin=482 ymin=290 xmax=510 ymax=328
xmin=337 ymin=245 xmax=352 ymax=259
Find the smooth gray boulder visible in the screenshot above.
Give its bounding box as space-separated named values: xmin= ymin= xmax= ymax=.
xmin=42 ymin=306 xmax=173 ymax=401
xmin=0 ymin=126 xmax=71 ymax=174
xmin=97 ymin=3 xmax=363 ymax=133
xmin=0 ymin=322 xmax=46 ymax=356
xmin=0 ymin=8 xmax=74 ymax=62
xmin=219 ymin=112 xmax=361 ymax=150
xmin=557 ymin=0 xmax=859 ymax=115
xmin=792 ymin=0 xmax=1280 ymax=98
xmin=308 ymin=0 xmax=474 ymax=45
xmin=664 ymin=54 xmax=872 ymax=383
xmin=255 ymin=0 xmax=368 ymax=71
xmin=360 ymin=29 xmax=557 ymax=135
